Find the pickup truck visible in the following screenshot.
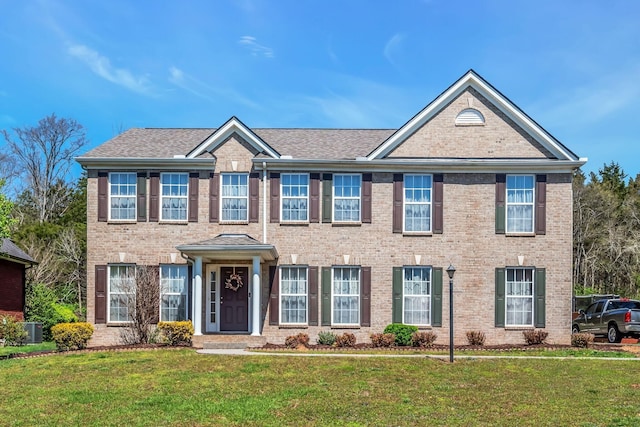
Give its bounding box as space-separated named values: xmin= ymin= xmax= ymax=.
xmin=572 ymin=298 xmax=640 ymax=343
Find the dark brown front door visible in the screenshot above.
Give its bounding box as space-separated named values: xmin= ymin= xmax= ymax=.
xmin=220 ymin=267 xmax=249 ymax=331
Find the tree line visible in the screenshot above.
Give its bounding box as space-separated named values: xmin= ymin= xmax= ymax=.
xmin=1 ymin=115 xmax=639 ymax=336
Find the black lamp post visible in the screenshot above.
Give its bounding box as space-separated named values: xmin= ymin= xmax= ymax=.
xmin=447 ymin=264 xmax=456 ymax=363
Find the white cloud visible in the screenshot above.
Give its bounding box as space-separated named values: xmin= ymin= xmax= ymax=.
xmin=68 ymin=44 xmax=154 ymax=95
xmin=383 ymin=33 xmax=406 ymax=69
xmin=238 ymin=36 xmax=274 ymax=58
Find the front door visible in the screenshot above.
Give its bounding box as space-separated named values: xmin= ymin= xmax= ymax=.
xmin=220 ymin=266 xmax=249 ymax=331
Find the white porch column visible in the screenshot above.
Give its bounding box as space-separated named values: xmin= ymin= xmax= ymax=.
xmin=251 ymin=255 xmax=261 ymax=336
xmin=193 ymin=256 xmax=203 ymax=336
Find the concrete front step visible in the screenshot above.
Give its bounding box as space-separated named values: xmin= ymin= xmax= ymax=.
xmin=192 ymin=334 xmax=267 ymax=349
xmin=202 ymin=342 xmax=250 ymax=350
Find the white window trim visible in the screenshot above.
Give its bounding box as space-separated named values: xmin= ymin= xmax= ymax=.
xmin=403 ymin=174 xmax=433 ymax=233
xmin=505 ymin=174 xmax=535 ymax=234
xmin=505 ymin=267 xmax=534 ymax=327
xmin=160 ymin=265 xmax=189 ymax=322
xmin=279 ymin=266 xmax=308 ymax=325
xmin=220 ymin=173 xmax=249 ymax=223
xmin=108 ymin=172 xmax=137 ymax=221
xmin=331 ymin=266 xmax=361 ymax=326
xmin=280 ymin=173 xmax=310 ymax=223
xmin=107 ymin=264 xmax=136 ymax=324
xmin=160 ymin=172 xmax=188 ymax=222
xmin=402 ymin=266 xmax=432 ymax=326
xmin=332 ymin=173 xmax=362 ymax=223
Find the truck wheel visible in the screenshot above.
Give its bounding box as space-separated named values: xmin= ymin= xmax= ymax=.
xmin=572 ymin=325 xmax=580 ymax=334
xmin=608 ymin=324 xmax=622 ymax=343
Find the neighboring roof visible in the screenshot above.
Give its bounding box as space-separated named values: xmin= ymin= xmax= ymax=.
xmin=0 ymin=238 xmax=37 ymax=265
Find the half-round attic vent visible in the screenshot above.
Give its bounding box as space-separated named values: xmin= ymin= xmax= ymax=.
xmin=455 ymin=108 xmax=485 ymax=125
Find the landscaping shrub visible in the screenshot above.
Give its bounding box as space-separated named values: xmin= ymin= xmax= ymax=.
xmin=370 ymin=333 xmax=395 ymax=347
xmin=0 ymin=315 xmax=28 ymax=346
xmin=522 ymin=329 xmax=549 ymax=345
xmin=284 ymin=333 xmax=310 ymax=349
xmin=51 ymin=322 xmax=94 ymax=351
xmin=411 ymin=331 xmax=438 ymax=348
xmin=383 ymin=323 xmax=418 ymax=346
xmin=571 ymin=332 xmax=595 ymax=348
xmin=466 ymin=330 xmax=486 ymax=346
xmin=335 ymin=332 xmax=356 ymax=347
xmin=25 ymin=283 xmax=79 ymax=341
xmin=157 ymin=321 xmax=194 ymax=346
xmin=317 ymin=330 xmax=337 ymax=346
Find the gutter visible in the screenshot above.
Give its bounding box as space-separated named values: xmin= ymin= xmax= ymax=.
xmin=76 ymin=157 xmax=216 ymax=170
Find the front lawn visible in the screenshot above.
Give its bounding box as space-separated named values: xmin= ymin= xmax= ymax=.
xmin=0 ymin=341 xmax=56 ymax=357
xmin=1 ymin=349 xmax=639 ymax=426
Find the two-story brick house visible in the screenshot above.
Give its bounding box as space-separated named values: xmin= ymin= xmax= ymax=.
xmin=77 ymin=70 xmax=586 ymax=347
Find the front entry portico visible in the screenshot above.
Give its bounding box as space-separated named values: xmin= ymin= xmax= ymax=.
xmin=176 ymin=234 xmax=278 ymax=337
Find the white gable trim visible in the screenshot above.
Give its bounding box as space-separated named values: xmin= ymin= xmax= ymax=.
xmin=187 ymin=117 xmax=280 ymax=159
xmin=367 ymin=70 xmax=579 ymax=162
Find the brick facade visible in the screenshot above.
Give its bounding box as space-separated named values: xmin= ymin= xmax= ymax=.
xmin=0 ymin=259 xmax=26 ymax=321
xmin=80 ymin=71 xmax=583 ymax=347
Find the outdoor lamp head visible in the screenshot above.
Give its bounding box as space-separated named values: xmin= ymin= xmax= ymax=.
xmin=446 ymin=264 xmax=456 ymax=280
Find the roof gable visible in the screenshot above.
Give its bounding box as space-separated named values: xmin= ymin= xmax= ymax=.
xmin=367 ymin=69 xmax=580 ymax=162
xmin=0 ymin=238 xmax=37 ymax=265
xmin=187 ymin=117 xmax=280 ymax=159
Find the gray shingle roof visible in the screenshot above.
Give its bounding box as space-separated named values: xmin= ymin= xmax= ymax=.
xmin=0 ymin=238 xmax=37 ymax=264
xmin=187 ymin=234 xmax=264 ymax=247
xmin=80 ymin=128 xmax=396 ymax=160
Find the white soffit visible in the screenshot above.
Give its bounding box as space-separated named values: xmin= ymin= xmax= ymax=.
xmin=187 ymin=116 xmax=280 ymax=159
xmin=367 ymin=70 xmax=579 ymax=162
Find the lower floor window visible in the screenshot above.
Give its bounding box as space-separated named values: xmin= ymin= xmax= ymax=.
xmin=506 ymin=268 xmax=533 ymax=326
xmin=403 ymin=267 xmax=431 ymax=325
xmin=160 ymin=265 xmax=188 ymax=321
xmin=109 ymin=264 xmax=135 ymax=322
xmin=280 ymin=267 xmax=307 ymax=324
xmin=333 ymin=267 xmax=360 ymax=325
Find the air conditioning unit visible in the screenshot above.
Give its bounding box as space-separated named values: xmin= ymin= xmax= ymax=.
xmin=22 ymin=322 xmax=43 ymax=344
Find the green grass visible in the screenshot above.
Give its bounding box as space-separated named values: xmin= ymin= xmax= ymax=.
xmin=1 ymin=348 xmax=639 ymax=426
xmin=0 ymin=341 xmax=56 ymax=357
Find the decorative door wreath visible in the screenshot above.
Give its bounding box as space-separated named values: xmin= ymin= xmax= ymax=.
xmin=225 ymin=273 xmax=243 ymax=291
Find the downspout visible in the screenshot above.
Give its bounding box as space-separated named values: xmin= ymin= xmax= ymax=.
xmin=262 ymin=161 xmax=267 ymax=244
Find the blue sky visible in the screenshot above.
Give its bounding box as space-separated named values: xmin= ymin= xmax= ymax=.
xmin=1 ymin=0 xmax=639 ymax=180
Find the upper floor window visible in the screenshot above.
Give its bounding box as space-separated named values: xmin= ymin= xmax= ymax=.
xmin=109 ymin=172 xmax=136 ymax=220
xmin=221 ymin=173 xmax=248 ymax=221
xmin=403 ymin=267 xmax=432 ymax=325
xmin=333 ymin=174 xmax=361 ymax=222
xmin=161 ymin=173 xmax=188 ymax=221
xmin=108 ymin=264 xmax=135 ymax=323
xmin=404 ymin=174 xmax=432 ymax=232
xmin=505 ymin=268 xmax=534 ymax=327
xmin=281 ymin=174 xmax=309 ymax=222
xmin=332 ymin=266 xmax=360 ymax=325
xmin=280 ymin=266 xmax=308 ymax=324
xmin=160 ymin=265 xmax=188 ymax=321
xmin=506 ymin=175 xmax=534 ymax=233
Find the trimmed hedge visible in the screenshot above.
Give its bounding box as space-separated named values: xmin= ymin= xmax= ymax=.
xmin=383 ymin=324 xmax=418 ymax=346
xmin=51 ymin=322 xmax=94 ymax=351
xmin=157 ymin=321 xmax=194 ymax=346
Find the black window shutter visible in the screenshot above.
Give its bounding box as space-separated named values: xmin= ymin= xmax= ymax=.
xmin=392 ymin=174 xmax=403 ymax=233
xmin=392 ymin=267 xmax=403 ymax=324
xmin=432 ymin=267 xmax=443 ymax=327
xmin=322 ymin=174 xmax=333 ymax=223
xmin=269 ymin=266 xmax=279 ymax=325
xmin=535 ymin=175 xmax=547 ymax=235
xmin=270 ymin=172 xmax=280 ymax=223
xmin=495 ymin=268 xmax=506 ymax=327
xmin=362 ymin=173 xmax=372 ymax=224
xmin=95 ymin=265 xmax=107 ymax=324
xmin=137 ymin=172 xmax=147 ymax=222
xmin=360 ymin=267 xmax=371 ymax=327
xmin=149 ymin=173 xmax=160 ymax=222
xmin=209 ymin=173 xmax=219 ymax=223
xmin=98 ymin=172 xmax=108 ymax=222
xmin=534 ymin=268 xmax=546 ymax=328
xmin=188 ymin=173 xmax=199 ymax=222
xmin=321 ymin=267 xmax=331 ymax=325
xmin=308 ymin=266 xmax=319 ymax=326
xmin=249 ymin=173 xmax=260 ymax=223
xmin=310 ymin=173 xmax=320 ymax=223
xmin=433 ymin=174 xmax=443 ymax=234
xmin=495 ymin=174 xmax=506 ymax=234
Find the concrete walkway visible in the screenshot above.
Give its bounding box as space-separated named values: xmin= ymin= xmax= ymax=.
xmin=196 ymin=348 xmax=640 ymax=361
